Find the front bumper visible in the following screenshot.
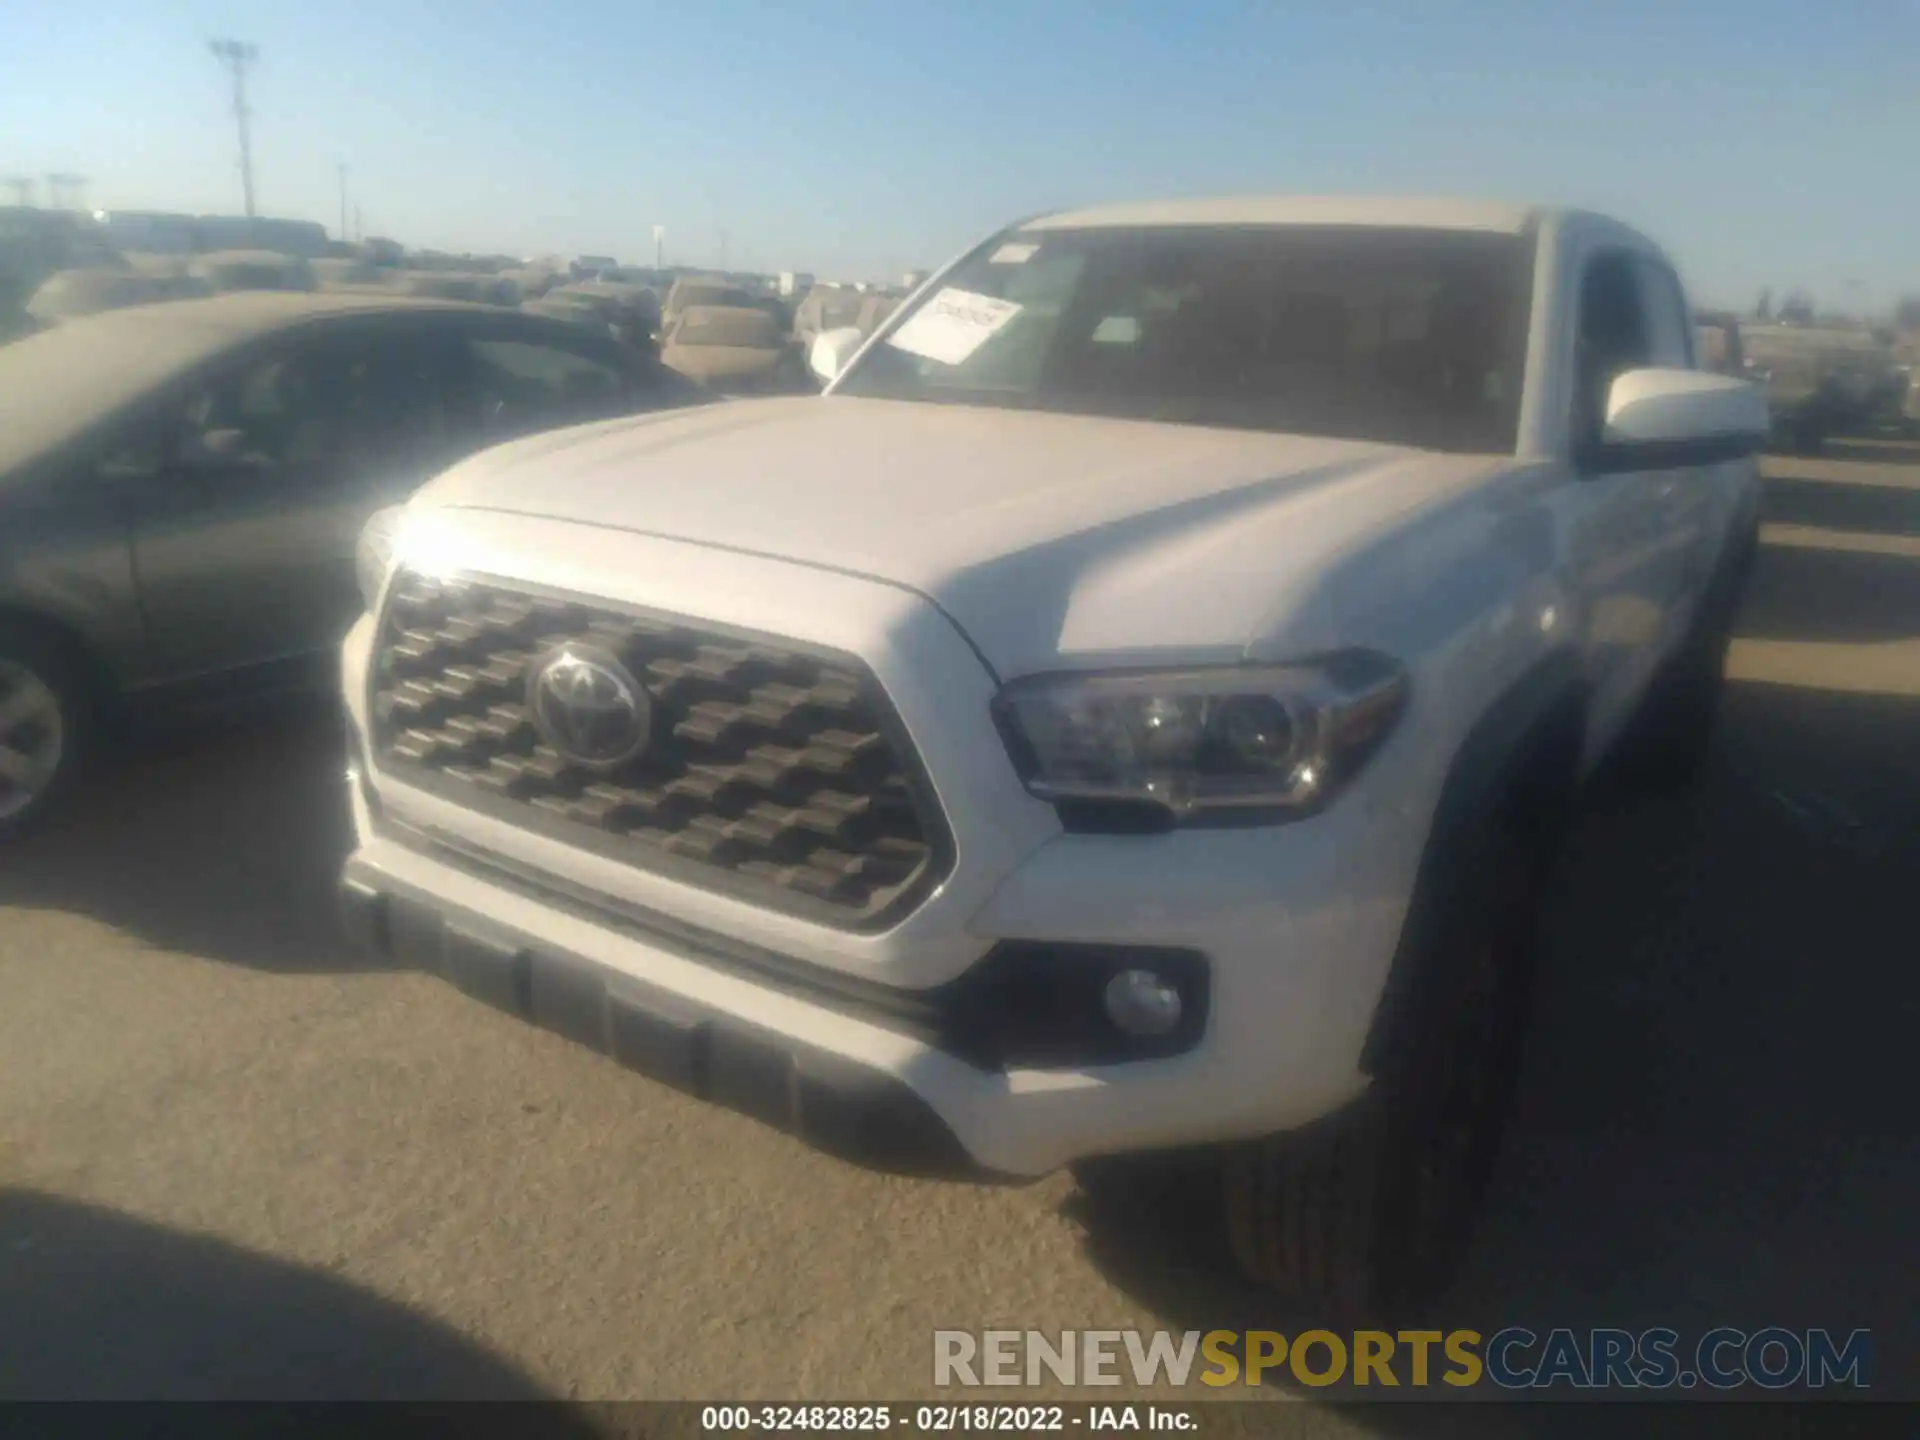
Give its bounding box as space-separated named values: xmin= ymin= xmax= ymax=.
xmin=338 ymin=868 xmax=989 ymax=1178
xmin=338 ymin=521 xmax=1429 ymax=1177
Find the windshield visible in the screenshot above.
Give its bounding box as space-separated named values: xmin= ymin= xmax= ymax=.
xmin=837 ymin=224 xmax=1535 ymax=453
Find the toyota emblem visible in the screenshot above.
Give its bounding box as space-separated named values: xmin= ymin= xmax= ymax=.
xmin=527 ymin=644 xmax=651 ymax=769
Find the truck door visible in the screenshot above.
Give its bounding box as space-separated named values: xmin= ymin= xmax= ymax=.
xmin=1565 ymin=250 xmax=1689 ymax=758
xmin=1633 ymin=257 xmax=1724 ymax=636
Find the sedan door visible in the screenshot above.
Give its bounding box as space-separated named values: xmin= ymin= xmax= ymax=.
xmin=126 ymin=320 xmax=452 ymax=692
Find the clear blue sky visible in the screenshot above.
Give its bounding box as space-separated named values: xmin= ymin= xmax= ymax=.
xmin=4 ymin=0 xmax=1916 ymax=308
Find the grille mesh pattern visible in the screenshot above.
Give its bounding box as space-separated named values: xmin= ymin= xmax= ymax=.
xmin=369 ymin=571 xmax=949 ymax=925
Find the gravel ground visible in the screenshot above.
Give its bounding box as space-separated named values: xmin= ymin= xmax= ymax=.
xmin=3 ymin=441 xmax=1916 ymax=1425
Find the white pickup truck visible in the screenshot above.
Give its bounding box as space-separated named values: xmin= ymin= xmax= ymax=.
xmin=339 ymin=196 xmax=1766 ymax=1311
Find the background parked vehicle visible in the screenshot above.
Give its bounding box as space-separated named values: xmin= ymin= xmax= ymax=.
xmin=187 ymin=250 xmax=318 ymax=295
xmin=498 ymin=265 xmax=567 ymax=300
xmin=24 ymin=268 xmax=171 ymax=328
xmin=1693 ymin=309 xmax=1747 ymax=377
xmin=311 ymin=256 xmax=387 ymax=290
xmin=853 ymin=292 xmax=900 ymax=339
xmin=662 ymin=275 xmax=762 ymax=329
xmin=0 ymin=291 xmax=708 ymax=835
xmin=394 ymin=271 xmax=518 ymax=306
xmin=562 ymin=279 xmax=664 ymax=345
xmin=1743 ymin=322 xmax=1901 ymax=452
xmin=92 ymin=209 xmax=202 ymax=257
xmin=358 ymin=236 xmax=407 ymax=268
xmin=1 ymin=207 xmax=128 ymax=342
xmin=125 ymin=252 xmax=217 ymax=299
xmin=659 ymin=303 xmax=806 ymax=392
xmin=519 ymin=290 xmax=620 ymax=336
xmin=790 ymin=283 xmax=867 ymax=350
xmin=193 ymin=215 xmax=331 ymax=258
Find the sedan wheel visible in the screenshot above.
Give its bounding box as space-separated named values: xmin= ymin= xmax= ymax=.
xmin=0 ymin=657 xmax=71 ymax=829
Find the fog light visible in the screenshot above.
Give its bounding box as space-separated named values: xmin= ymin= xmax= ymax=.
xmin=1103 ymin=968 xmax=1183 ymax=1037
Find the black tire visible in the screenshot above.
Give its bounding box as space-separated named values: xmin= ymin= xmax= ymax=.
xmin=1222 ymin=814 xmax=1547 ymax=1316
xmin=0 ymin=622 xmax=94 ymax=838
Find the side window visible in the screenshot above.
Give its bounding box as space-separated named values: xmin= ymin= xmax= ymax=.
xmin=1573 ymin=253 xmax=1651 ymax=447
xmin=333 ymin=332 xmax=451 ymax=477
xmin=1635 ymin=261 xmax=1693 ymax=368
xmin=94 ymin=416 xmax=174 ymax=481
xmin=451 ymin=337 xmax=631 ymax=441
xmin=175 ymin=345 xmax=349 ymax=472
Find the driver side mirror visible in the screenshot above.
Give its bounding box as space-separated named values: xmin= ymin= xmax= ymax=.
xmin=1590 ymin=367 xmax=1770 ymax=472
xmin=808 ymin=326 xmax=865 ymax=386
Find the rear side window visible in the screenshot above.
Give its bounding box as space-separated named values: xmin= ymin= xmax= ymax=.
xmin=470 ymin=339 xmax=625 ymax=401
xmin=445 ymin=332 xmax=700 ymax=444
xmin=453 ymin=337 xmax=629 ymax=441
xmin=176 ymin=348 xmax=350 ymax=470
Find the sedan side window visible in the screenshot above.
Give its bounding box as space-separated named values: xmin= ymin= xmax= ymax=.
xmin=176 ymin=350 xmax=348 ymax=472
xmin=94 ymin=420 xmax=172 ymax=481
xmin=450 ymin=338 xmax=632 ymax=442
xmin=333 ymin=335 xmax=451 ymax=479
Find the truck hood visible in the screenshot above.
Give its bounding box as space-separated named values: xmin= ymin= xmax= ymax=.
xmin=414 ymin=396 xmax=1516 ymax=676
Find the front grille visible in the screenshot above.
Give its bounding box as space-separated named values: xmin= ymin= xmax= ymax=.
xmin=368 ymin=570 xmax=953 ymax=929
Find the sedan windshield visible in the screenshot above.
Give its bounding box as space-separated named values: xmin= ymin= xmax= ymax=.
xmin=836 ymin=224 xmax=1535 ymax=454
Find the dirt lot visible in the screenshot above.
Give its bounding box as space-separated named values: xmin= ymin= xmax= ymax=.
xmin=3 ymin=441 xmax=1916 ymax=1424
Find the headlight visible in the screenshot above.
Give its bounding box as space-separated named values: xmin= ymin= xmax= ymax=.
xmin=356 ymin=505 xmax=405 ymax=613
xmin=990 ymin=651 xmax=1409 ymax=827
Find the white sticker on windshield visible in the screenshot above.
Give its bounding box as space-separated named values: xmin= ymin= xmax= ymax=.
xmin=990 ymin=241 xmax=1040 ymax=265
xmin=885 ymin=288 xmax=1023 ymax=366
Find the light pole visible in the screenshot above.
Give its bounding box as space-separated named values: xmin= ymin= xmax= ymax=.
xmin=337 ymin=162 xmax=348 ymax=242
xmin=653 ymin=224 xmax=665 ymax=271
xmin=209 ymin=39 xmax=260 ymax=218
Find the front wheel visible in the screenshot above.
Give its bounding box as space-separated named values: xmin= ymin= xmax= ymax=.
xmin=0 ymin=628 xmax=92 ymax=838
xmin=1220 ymin=815 xmax=1548 ymax=1315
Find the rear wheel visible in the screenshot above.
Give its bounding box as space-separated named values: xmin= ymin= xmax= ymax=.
xmin=0 ymin=626 xmax=93 ymax=838
xmin=1221 ymin=813 xmax=1549 ymax=1315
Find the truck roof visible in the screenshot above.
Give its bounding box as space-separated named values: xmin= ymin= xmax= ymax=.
xmin=1023 ymin=195 xmax=1543 ymax=234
